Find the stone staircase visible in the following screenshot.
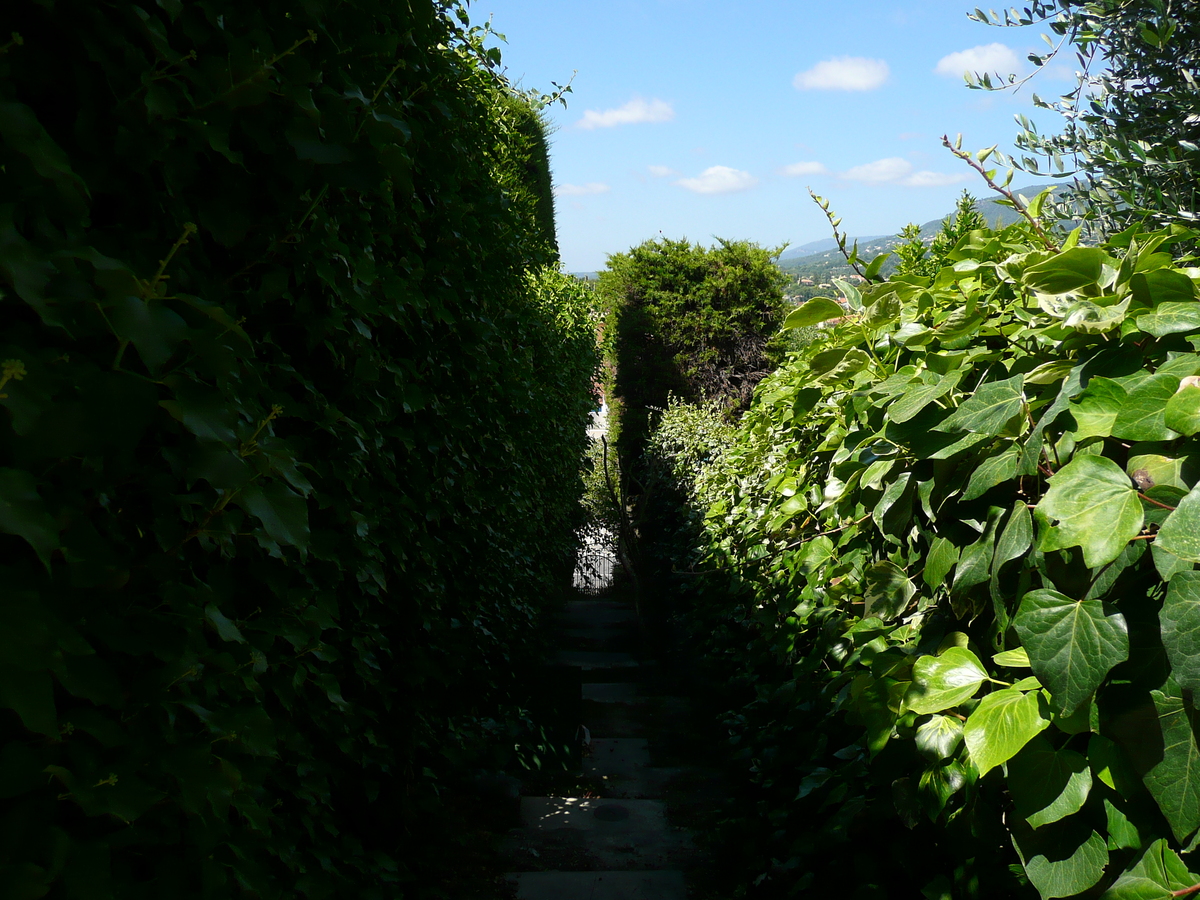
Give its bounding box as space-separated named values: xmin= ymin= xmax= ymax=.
xmin=502 ymin=597 xmax=704 ymax=900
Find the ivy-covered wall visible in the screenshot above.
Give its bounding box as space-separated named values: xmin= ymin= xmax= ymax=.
xmin=0 ymin=1 xmax=595 ymax=896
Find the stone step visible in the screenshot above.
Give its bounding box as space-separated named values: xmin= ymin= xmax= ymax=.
xmin=558 ymin=601 xmax=638 ymax=628
xmin=507 ymin=870 xmax=687 ymax=900
xmin=555 ymin=650 xmax=647 ymax=672
xmin=502 ymin=797 xmax=695 ymax=871
xmin=585 ymin=739 xmax=689 ymax=799
xmin=582 ymin=683 xmax=640 ymax=704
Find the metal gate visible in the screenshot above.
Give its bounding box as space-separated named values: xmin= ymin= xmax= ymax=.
xmin=573 ymin=525 xmax=617 ymax=594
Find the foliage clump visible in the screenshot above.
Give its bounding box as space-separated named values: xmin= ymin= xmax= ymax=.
xmin=0 ymin=1 xmax=595 ymax=896
xmin=971 ymin=0 xmax=1200 ymax=236
xmin=675 ymin=212 xmax=1200 ymax=897
xmin=597 ymin=237 xmax=788 ymax=466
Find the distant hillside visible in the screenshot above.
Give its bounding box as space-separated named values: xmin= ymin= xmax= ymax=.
xmin=778 ymin=184 xmax=1060 ymax=286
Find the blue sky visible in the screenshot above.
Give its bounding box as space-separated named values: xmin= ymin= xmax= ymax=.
xmin=480 ymin=0 xmax=1074 ymax=272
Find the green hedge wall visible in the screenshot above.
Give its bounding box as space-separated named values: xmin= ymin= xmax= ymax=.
xmin=0 ymin=1 xmax=595 ymax=896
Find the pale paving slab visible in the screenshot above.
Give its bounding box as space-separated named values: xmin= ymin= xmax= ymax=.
xmin=509 ymin=870 xmax=687 ymax=900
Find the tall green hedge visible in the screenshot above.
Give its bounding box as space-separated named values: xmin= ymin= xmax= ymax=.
xmin=0 ymin=1 xmax=595 ymax=896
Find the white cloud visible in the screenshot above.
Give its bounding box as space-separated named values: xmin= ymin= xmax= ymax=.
xmin=841 ymin=157 xmax=913 ymax=183
xmin=676 ymin=166 xmax=758 ymax=194
xmin=576 ymin=97 xmax=674 ymax=130
xmin=781 ymin=161 xmax=828 ymax=177
xmin=554 ymin=182 xmax=611 ymax=197
xmin=935 ymin=43 xmax=1022 ymax=78
xmin=647 ymin=165 xmax=679 ymax=177
xmin=793 ymin=57 xmax=889 ymax=91
xmin=901 ymin=170 xmax=972 ymax=188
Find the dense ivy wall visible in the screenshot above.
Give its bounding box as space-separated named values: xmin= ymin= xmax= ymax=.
xmin=0 ymin=1 xmax=595 ymax=896
xmin=672 ymin=220 xmax=1200 ymax=898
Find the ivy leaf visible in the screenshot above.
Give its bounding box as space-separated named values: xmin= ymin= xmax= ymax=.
xmin=905 ymin=647 xmax=988 ymax=715
xmin=1161 ymin=572 xmax=1200 ymax=694
xmin=1165 ymin=385 xmax=1200 ymax=436
xmin=204 ymin=605 xmax=246 ymax=644
xmin=1023 ymin=247 xmax=1112 ymax=294
xmin=783 ymin=298 xmax=845 ymax=329
xmin=963 ymin=447 xmax=1021 ymax=501
xmin=1007 ymin=735 xmax=1092 ymax=828
xmin=888 ymin=371 xmax=964 ymax=423
xmin=1011 ymin=816 xmax=1109 ymax=900
xmin=863 ymin=560 xmax=916 ymax=621
xmin=1142 ymin=680 xmax=1200 ymax=844
xmin=1099 ymin=839 xmax=1200 ymax=899
xmin=1112 ymin=374 xmax=1181 ymax=441
xmin=1013 ymin=589 xmax=1129 ymax=717
xmin=994 ymin=647 xmax=1031 ymax=667
xmin=1127 ymin=455 xmax=1189 ymax=493
xmin=1036 ymin=455 xmax=1143 ymax=568
xmin=1156 ymin=483 xmax=1200 ymax=563
xmin=992 ymin=501 xmax=1033 ymax=599
xmin=963 ymin=687 xmax=1051 ymax=775
xmin=0 ymin=468 xmax=61 ymax=569
xmin=1069 ymin=377 xmax=1127 ymax=440
xmin=915 ymin=715 xmax=964 ymax=761
xmin=935 ymin=373 xmax=1025 ymax=435
xmin=1136 ymin=302 xmax=1200 ymax=338
xmin=0 ymin=665 xmax=57 ymax=737
xmin=923 ymin=537 xmax=959 ymax=589
xmin=235 ymin=482 xmax=310 ymax=554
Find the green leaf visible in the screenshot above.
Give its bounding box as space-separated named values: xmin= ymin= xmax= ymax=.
xmin=915 ymin=715 xmax=964 ymax=760
xmin=1099 ymin=839 xmax=1200 ymax=899
xmin=235 ymin=482 xmax=310 ymax=553
xmin=1069 ymin=377 xmax=1127 ymax=440
xmin=1143 ymin=681 xmax=1200 ymax=843
xmin=1165 ymin=385 xmax=1200 ymax=436
xmin=1013 ymin=589 xmax=1129 ymax=716
xmin=1036 ymin=455 xmax=1143 ymax=568
xmin=1161 ymin=572 xmax=1200 ymax=694
xmin=783 ymin=297 xmax=845 ymax=329
xmin=204 ymin=605 xmax=246 ymax=644
xmin=994 ymin=647 xmax=1031 ymax=667
xmin=109 ymin=296 xmax=189 ymax=371
xmin=863 ymin=560 xmax=916 ymax=621
xmin=993 ymin=501 xmax=1033 ymax=576
xmin=1011 ymin=817 xmax=1108 ymax=900
xmin=905 ymin=647 xmax=989 ymax=715
xmin=1127 ymin=454 xmax=1189 ymax=492
xmin=935 ymin=373 xmax=1024 ymax=434
xmin=0 ymin=468 xmax=60 ymax=568
xmin=1090 ymin=734 xmax=1142 ymax=798
xmin=1112 ymin=374 xmax=1181 ymax=441
xmin=0 ymin=665 xmax=57 ymax=736
xmin=863 ymin=293 xmax=900 ymax=327
xmin=1136 ymin=301 xmax=1200 ymax=337
xmin=963 ymin=447 xmax=1021 ymax=500
xmin=1023 ymin=247 xmax=1113 ymax=294
xmin=923 ymin=537 xmax=959 ymax=589
xmin=1157 ymin=483 xmax=1200 ymax=562
xmin=1153 ymin=544 xmax=1194 ymax=581
xmin=1103 ymin=798 xmax=1143 ymax=852
xmin=963 ymin=687 xmax=1051 ymax=775
xmin=1007 ymin=734 xmax=1092 ymax=828
xmin=888 ymin=372 xmax=964 ymax=423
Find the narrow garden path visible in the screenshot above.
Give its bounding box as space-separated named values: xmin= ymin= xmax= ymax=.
xmin=501 ymin=585 xmax=728 ymax=899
